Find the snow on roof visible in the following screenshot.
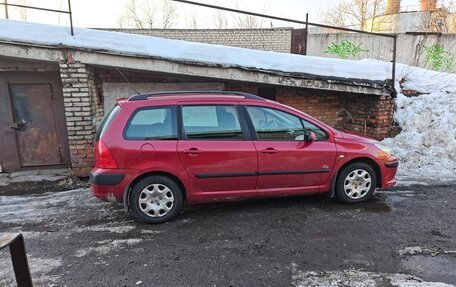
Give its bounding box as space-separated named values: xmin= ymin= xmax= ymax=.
xmin=0 ymin=20 xmax=393 ymax=82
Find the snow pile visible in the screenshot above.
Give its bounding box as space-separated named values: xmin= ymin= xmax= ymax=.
xmin=383 ymin=65 xmax=456 ymax=179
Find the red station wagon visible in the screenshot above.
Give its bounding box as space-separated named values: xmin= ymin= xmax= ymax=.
xmin=90 ymin=91 xmax=398 ymax=224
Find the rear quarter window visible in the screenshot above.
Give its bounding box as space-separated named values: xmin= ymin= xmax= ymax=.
xmin=124 ymin=106 xmax=177 ymax=140
xmin=95 ymin=105 xmax=120 ymax=141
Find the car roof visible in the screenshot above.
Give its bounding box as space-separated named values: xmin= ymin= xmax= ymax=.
xmin=127 ymin=91 xmax=265 ymax=102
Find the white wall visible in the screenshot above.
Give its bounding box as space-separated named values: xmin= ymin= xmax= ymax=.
xmin=307 ymin=33 xmax=456 ymax=73
xmin=102 ymin=82 xmax=225 ymax=111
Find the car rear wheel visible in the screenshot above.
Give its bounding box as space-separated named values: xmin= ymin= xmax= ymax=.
xmin=336 ymin=162 xmax=377 ymax=203
xmin=130 ymin=175 xmax=183 ymax=224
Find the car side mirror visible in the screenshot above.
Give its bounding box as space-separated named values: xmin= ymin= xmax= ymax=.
xmin=304 ymin=131 xmax=316 ymax=142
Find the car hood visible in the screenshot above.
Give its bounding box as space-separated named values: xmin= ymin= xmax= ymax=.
xmin=335 ymin=130 xmax=378 ymax=144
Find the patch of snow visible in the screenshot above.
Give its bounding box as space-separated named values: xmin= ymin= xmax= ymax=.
xmin=291 ymin=266 xmax=454 ymax=287
xmin=0 ymin=255 xmax=62 ymax=287
xmin=0 ymin=189 xmax=111 ymax=224
xmin=75 ymin=239 xmax=143 ymax=257
xmin=397 ymin=246 xmax=435 ymax=256
xmin=140 ymin=229 xmax=164 ymax=235
xmin=73 ymin=224 xmax=136 ymax=234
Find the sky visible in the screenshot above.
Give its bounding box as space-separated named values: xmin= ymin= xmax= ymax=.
xmin=0 ymin=0 xmax=422 ymax=29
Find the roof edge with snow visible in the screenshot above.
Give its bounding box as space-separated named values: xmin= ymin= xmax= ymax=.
xmin=0 ymin=20 xmax=395 ymax=94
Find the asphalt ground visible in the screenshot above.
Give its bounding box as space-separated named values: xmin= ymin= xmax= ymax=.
xmin=0 ymin=182 xmax=455 ymax=286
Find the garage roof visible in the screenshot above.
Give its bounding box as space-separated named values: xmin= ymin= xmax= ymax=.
xmin=0 ymin=19 xmax=393 ymax=84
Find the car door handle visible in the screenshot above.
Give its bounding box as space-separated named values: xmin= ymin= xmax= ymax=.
xmin=260 ymin=147 xmax=279 ymax=154
xmin=183 ymin=148 xmax=202 ymax=155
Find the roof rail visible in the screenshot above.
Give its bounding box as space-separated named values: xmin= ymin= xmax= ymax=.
xmin=128 ymin=91 xmax=265 ymax=101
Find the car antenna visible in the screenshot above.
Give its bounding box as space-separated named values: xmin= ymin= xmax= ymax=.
xmin=116 ymin=68 xmax=141 ymax=95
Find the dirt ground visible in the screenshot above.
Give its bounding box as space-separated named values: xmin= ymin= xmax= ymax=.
xmin=0 ymin=182 xmax=455 ymax=286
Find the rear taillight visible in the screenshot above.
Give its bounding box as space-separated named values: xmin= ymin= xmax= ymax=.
xmin=95 ymin=140 xmax=117 ymax=168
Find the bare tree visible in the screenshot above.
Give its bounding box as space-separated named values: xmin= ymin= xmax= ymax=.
xmin=161 ymin=0 xmax=176 ymax=28
xmin=119 ymin=0 xmax=176 ymax=29
xmin=320 ymin=0 xmax=385 ymax=31
xmin=185 ymin=8 xmax=199 ymax=29
xmin=438 ymin=0 xmax=456 ymax=32
xmin=18 ymin=0 xmax=28 ymax=20
xmin=233 ymin=14 xmax=261 ymax=28
xmin=231 ymin=0 xmax=269 ymax=29
xmin=212 ymin=10 xmax=228 ymax=29
xmin=56 ymin=0 xmax=66 ymax=25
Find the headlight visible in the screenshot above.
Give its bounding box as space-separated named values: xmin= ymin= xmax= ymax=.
xmin=375 ymin=143 xmax=392 ymax=153
xmin=375 ymin=143 xmax=393 ymax=158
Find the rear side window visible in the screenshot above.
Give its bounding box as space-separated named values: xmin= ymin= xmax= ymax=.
xmin=96 ymin=105 xmax=120 ymax=141
xmin=182 ymin=105 xmax=243 ymax=140
xmin=124 ymin=106 xmax=177 ymax=140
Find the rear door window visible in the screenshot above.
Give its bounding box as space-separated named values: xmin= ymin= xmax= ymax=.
xmin=182 ymin=105 xmax=244 ymax=140
xmin=124 ymin=106 xmax=177 ymax=140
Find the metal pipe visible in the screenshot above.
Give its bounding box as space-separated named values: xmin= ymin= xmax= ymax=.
xmin=303 ymin=13 xmax=308 ymax=55
xmin=392 ymin=36 xmax=397 ymax=95
xmin=4 ymin=0 xmax=8 ymax=19
xmin=68 ymin=0 xmax=73 ymax=36
xmin=0 ymin=2 xmax=70 ymax=14
xmin=386 ymin=0 xmax=401 ymax=15
xmin=171 ymin=0 xmax=396 ymax=38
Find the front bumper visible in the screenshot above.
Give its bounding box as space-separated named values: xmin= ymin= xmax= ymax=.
xmin=381 ymin=159 xmax=398 ymax=188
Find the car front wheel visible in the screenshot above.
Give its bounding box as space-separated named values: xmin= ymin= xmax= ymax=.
xmin=336 ymin=162 xmax=377 ymax=203
xmin=130 ymin=175 xmax=183 ymax=224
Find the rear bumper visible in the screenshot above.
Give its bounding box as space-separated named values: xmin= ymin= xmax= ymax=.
xmin=90 ymin=172 xmax=124 ymax=186
xmin=90 ymin=168 xmax=139 ymax=203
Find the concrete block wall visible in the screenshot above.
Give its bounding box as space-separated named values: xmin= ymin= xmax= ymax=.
xmin=59 ymin=61 xmax=97 ymax=177
xmin=105 ymin=28 xmax=293 ymax=53
xmin=307 ymin=33 xmax=456 ymax=73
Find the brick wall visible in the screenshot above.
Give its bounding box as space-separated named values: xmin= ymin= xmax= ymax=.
xmin=103 ymin=28 xmax=293 ymax=53
xmin=341 ymin=94 xmax=394 ymax=140
xmin=276 ymin=88 xmax=394 ymax=140
xmin=59 ymin=61 xmax=97 ymax=177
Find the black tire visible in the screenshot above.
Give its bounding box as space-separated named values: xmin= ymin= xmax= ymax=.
xmin=336 ymin=162 xmax=377 ymax=204
xmin=129 ymin=175 xmax=183 ymax=224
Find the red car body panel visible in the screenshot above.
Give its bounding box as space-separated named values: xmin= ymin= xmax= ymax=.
xmin=90 ymin=93 xmax=398 ymax=205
